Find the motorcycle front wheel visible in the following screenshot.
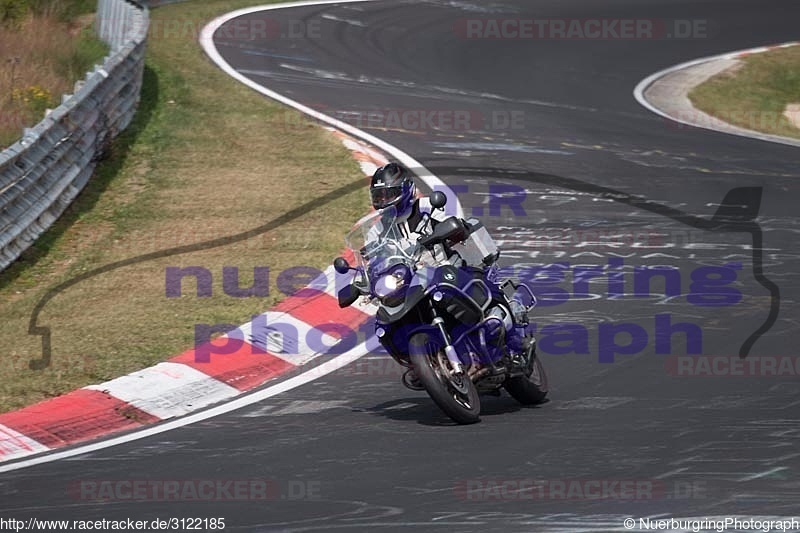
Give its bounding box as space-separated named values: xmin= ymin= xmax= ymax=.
xmin=409 ymin=332 xmax=481 ymax=424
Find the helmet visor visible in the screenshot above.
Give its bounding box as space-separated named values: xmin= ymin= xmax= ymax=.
xmin=371 ymin=186 xmax=403 ymax=209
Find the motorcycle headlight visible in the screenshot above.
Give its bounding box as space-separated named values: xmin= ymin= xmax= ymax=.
xmin=374 ymin=266 xmax=410 ymax=300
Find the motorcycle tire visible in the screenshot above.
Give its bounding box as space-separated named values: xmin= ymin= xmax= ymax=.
xmin=409 ymin=332 xmax=481 ymax=424
xmin=504 ymin=350 xmax=549 ymax=405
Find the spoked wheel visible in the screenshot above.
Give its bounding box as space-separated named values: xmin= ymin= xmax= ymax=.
xmin=409 ymin=332 xmax=481 ymax=424
xmin=504 ymin=344 xmax=549 ymax=405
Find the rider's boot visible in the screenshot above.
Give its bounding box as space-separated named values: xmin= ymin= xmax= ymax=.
xmin=402 ymin=368 xmax=425 ymax=391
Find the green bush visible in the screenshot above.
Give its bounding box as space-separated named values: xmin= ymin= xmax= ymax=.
xmin=0 ymin=0 xmax=31 ymax=26
xmin=2 ymin=0 xmax=96 ymax=25
xmin=55 ymin=26 xmax=109 ymax=80
xmin=45 ymin=0 xmax=97 ymax=21
xmin=12 ymin=85 xmax=55 ymax=117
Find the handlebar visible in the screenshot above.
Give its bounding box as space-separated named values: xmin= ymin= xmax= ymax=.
xmin=418 ymin=216 xmax=469 ymax=248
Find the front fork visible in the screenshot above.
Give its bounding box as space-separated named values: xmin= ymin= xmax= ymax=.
xmin=429 ymin=302 xmax=465 ymax=376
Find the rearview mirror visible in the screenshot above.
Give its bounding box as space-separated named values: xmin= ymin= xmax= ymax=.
xmin=337 ymin=283 xmax=360 ymax=308
xmin=430 ymin=191 xmax=447 ymax=210
xmin=333 ymin=257 xmax=351 ymax=274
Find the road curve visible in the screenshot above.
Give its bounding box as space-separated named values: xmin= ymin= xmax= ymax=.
xmin=1 ymin=1 xmax=799 ymax=531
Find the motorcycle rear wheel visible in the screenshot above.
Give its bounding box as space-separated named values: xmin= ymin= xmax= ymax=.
xmin=504 ymin=348 xmax=549 ymax=405
xmin=409 ymin=332 xmax=481 ymax=424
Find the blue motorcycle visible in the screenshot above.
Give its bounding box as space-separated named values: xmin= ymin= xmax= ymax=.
xmin=334 ymin=192 xmax=547 ymax=424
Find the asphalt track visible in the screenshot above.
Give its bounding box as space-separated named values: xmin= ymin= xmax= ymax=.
xmin=2 ymin=1 xmax=800 ymax=531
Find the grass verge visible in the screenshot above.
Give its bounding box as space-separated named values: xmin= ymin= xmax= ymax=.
xmin=0 ymin=2 xmax=108 ymax=148
xmin=0 ymin=0 xmax=367 ymax=413
xmin=689 ymin=46 xmax=800 ymax=139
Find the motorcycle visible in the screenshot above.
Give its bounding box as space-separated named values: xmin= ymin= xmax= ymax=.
xmin=333 ymin=192 xmax=548 ymax=424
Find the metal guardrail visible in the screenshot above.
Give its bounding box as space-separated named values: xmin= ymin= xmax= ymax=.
xmin=139 ymin=0 xmax=191 ymax=6
xmin=0 ymin=0 xmax=149 ymax=271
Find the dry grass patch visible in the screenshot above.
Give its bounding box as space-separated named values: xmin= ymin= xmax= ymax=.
xmin=0 ymin=0 xmax=368 ymax=412
xmin=0 ymin=8 xmax=107 ymax=147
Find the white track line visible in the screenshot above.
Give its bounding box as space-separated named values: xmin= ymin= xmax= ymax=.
xmin=633 ymin=41 xmax=800 ymax=147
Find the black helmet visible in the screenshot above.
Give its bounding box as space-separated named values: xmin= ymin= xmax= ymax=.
xmin=370 ymin=162 xmax=416 ymax=212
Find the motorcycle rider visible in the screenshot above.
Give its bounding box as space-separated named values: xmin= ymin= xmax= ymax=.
xmin=368 ymin=163 xmax=528 ymax=387
xmin=369 ymin=162 xmax=444 ymax=235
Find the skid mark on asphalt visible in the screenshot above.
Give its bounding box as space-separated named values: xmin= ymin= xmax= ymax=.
xmin=320 ymin=13 xmax=366 ymax=27
xmin=238 ymin=400 xmax=351 ymax=417
xmin=655 ymin=418 xmax=800 ymax=482
xmin=554 ymin=397 xmax=635 ymax=410
xmin=549 ymin=396 xmax=800 ymax=411
xmin=263 ymin=63 xmax=596 ymax=112
xmin=432 ymin=141 xmax=574 ymax=155
xmin=414 ymin=0 xmax=519 ymax=14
